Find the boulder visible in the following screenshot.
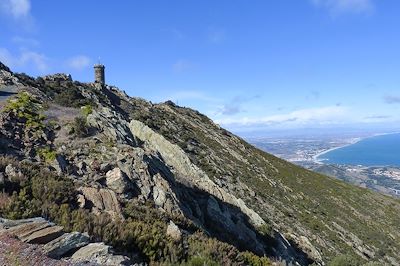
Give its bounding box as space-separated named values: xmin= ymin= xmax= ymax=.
xmin=166 ymin=221 xmax=182 ymax=241
xmin=71 ymin=243 xmax=131 ymax=265
xmin=0 ymin=217 xmax=47 ymax=229
xmin=22 ymin=226 xmax=64 ymax=244
xmin=43 ymin=232 xmax=90 ymax=259
xmin=5 ymin=164 xmax=23 ymax=181
xmin=106 ymin=167 xmax=131 ymax=194
xmin=79 ymin=187 xmax=122 ymax=218
xmin=6 ymin=221 xmax=51 ymax=240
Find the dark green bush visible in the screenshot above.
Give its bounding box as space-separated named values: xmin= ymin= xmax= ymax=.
xmin=71 ymin=116 xmax=89 ymax=137
xmin=54 ymin=88 xmax=92 ymax=108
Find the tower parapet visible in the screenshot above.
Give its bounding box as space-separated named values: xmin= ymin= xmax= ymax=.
xmin=94 ymin=64 xmax=105 ymax=84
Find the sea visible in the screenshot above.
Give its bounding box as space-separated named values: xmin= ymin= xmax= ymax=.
xmin=317 ymin=133 xmax=400 ymax=167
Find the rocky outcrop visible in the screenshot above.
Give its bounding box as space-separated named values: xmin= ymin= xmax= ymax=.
xmin=42 ymin=73 xmax=72 ymax=82
xmin=78 ymin=187 xmax=122 ymax=218
xmin=1 ymin=217 xmax=133 ymax=265
xmin=166 ymin=221 xmax=182 ymax=241
xmin=129 ymin=119 xmax=265 ymax=227
xmin=0 ymin=62 xmax=10 ymax=72
xmin=23 ymin=225 xmax=64 ymax=244
xmin=106 ymin=167 xmax=132 ymax=194
xmin=43 ymin=232 xmax=90 ymax=259
xmin=71 ymin=243 xmax=131 ymax=265
xmin=87 ymin=107 xmax=137 ymax=146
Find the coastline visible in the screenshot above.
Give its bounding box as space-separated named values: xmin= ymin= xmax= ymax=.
xmin=312 ymin=131 xmax=400 ymax=164
xmin=312 ymin=137 xmax=361 ymax=164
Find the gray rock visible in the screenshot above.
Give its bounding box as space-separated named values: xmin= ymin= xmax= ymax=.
xmin=53 ymin=154 xmax=68 ymax=174
xmin=5 ymin=164 xmax=23 ymax=181
xmin=166 ymin=221 xmax=182 ymax=241
xmin=78 ymin=187 xmax=122 ymax=218
xmin=6 ymin=221 xmax=51 ymax=240
xmin=86 ymin=107 xmax=137 ymax=146
xmin=0 ymin=217 xmax=48 ymax=229
xmin=129 ymin=120 xmax=265 ymax=227
xmin=43 ymin=232 xmax=90 ymax=259
xmin=0 ymin=173 xmax=4 ymax=185
xmin=22 ymin=225 xmax=64 ymax=244
xmin=71 ymin=243 xmax=131 ymax=265
xmin=106 ymin=168 xmax=131 ymax=194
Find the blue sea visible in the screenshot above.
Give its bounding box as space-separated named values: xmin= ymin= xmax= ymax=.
xmin=318 ymin=133 xmax=400 ymax=167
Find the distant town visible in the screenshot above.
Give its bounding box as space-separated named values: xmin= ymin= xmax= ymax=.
xmin=249 ymin=134 xmax=400 ymax=198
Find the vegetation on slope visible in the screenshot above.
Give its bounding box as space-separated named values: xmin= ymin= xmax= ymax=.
xmin=125 ymin=100 xmax=400 ymax=264
xmin=0 ymin=87 xmax=271 ymax=265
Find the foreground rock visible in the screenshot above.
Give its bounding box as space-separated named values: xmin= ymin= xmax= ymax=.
xmin=44 ymin=232 xmax=90 ymax=259
xmin=71 ymin=243 xmax=131 ymax=265
xmin=0 ymin=217 xmax=134 ymax=265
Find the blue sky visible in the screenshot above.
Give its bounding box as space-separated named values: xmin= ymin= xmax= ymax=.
xmin=1 ymin=0 xmax=400 ymax=133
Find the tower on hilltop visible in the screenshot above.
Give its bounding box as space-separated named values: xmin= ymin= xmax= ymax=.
xmin=94 ymin=63 xmax=105 ymax=85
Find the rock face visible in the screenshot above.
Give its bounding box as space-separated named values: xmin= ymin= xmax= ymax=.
xmin=105 ymin=167 xmax=132 ymax=194
xmin=1 ymin=217 xmax=132 ymax=265
xmin=43 ymin=232 xmax=90 ymax=259
xmin=129 ymin=119 xmax=265 ymax=228
xmin=22 ymin=226 xmax=64 ymax=244
xmin=71 ymin=243 xmax=130 ymax=265
xmin=42 ymin=73 xmax=72 ymax=82
xmin=87 ymin=107 xmax=137 ymax=146
xmin=78 ymin=187 xmax=122 ymax=218
xmin=166 ymin=221 xmax=182 ymax=241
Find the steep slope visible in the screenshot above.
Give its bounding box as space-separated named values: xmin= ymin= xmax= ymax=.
xmin=0 ymin=62 xmax=399 ymax=265
xmin=121 ymin=93 xmax=400 ymax=264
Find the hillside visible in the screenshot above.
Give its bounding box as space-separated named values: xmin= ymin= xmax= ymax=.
xmin=0 ymin=61 xmax=399 ymax=265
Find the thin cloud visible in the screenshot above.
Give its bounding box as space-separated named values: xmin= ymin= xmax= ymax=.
xmin=172 ymin=59 xmax=193 ymax=73
xmin=0 ymin=47 xmax=48 ymax=72
xmin=215 ymin=105 xmax=348 ymax=127
xmin=12 ymin=36 xmax=40 ymax=47
xmin=1 ymin=0 xmax=31 ymax=19
xmin=67 ymin=55 xmax=91 ymax=71
xmin=207 ymin=27 xmax=226 ymax=44
xmin=311 ymin=0 xmax=374 ymax=15
xmin=384 ymin=95 xmax=400 ymax=104
xmin=216 ymin=95 xmax=261 ymax=116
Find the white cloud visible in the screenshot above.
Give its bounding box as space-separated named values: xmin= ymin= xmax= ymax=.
xmin=384 ymin=95 xmax=400 ymax=104
xmin=172 ymin=59 xmax=193 ymax=73
xmin=311 ymin=0 xmax=374 ymax=15
xmin=215 ymin=105 xmax=349 ymax=127
xmin=67 ymin=55 xmax=91 ymax=70
xmin=1 ymin=0 xmax=31 ymax=19
xmin=12 ymin=36 xmax=40 ymax=47
xmin=0 ymin=47 xmax=48 ymax=72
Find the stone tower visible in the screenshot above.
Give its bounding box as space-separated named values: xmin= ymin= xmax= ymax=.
xmin=94 ymin=64 xmax=105 ymax=84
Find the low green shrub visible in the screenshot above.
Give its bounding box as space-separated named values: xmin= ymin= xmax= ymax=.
xmin=36 ymin=147 xmax=57 ymax=163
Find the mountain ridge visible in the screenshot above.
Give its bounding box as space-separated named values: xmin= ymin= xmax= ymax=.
xmin=0 ymin=62 xmax=399 ymax=265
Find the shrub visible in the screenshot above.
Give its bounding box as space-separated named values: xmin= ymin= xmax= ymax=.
xmin=81 ymin=104 xmax=93 ymax=117
xmin=54 ymin=88 xmax=92 ymax=108
xmin=3 ymin=92 xmax=45 ymax=130
xmin=70 ymin=116 xmax=89 ymax=137
xmin=36 ymin=147 xmax=57 ymax=163
xmin=328 ymin=254 xmax=363 ymax=266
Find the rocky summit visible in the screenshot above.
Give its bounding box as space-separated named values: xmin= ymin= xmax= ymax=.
xmin=0 ymin=62 xmax=399 ymax=266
